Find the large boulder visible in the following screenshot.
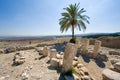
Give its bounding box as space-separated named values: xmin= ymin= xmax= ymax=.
xmin=102 ymin=69 xmax=120 ymax=80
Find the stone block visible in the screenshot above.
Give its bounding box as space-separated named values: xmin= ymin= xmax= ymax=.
xmin=62 ymin=43 xmax=76 ymax=72
xmin=102 ymin=69 xmax=120 ymax=80
xmin=50 ymin=58 xmax=59 ymax=68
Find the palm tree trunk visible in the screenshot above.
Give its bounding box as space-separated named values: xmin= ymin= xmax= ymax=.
xmin=72 ymin=25 xmax=74 ymax=39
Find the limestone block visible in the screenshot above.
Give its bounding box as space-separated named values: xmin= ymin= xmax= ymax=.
xmin=42 ymin=46 xmax=48 ymax=57
xmin=50 ymin=49 xmax=57 ymax=61
xmin=60 ymin=52 xmax=64 ymax=55
xmin=59 ymin=60 xmax=63 ymax=68
xmin=110 ymin=58 xmax=120 ymax=65
xmin=50 ymin=58 xmax=59 ymax=68
xmin=74 ymin=57 xmax=78 ymax=61
xmin=93 ymin=40 xmax=101 ymax=58
xmin=102 ymin=69 xmax=120 ymax=80
xmin=77 ymin=63 xmax=84 ymax=68
xmin=62 ymin=43 xmax=76 ymax=72
xmin=35 ymin=47 xmax=43 ymax=55
xmin=114 ymin=62 xmax=120 ymax=72
xmin=72 ymin=61 xmax=78 ymax=67
xmin=82 ymin=39 xmax=89 ymax=54
xmin=56 ymin=54 xmax=63 ymax=59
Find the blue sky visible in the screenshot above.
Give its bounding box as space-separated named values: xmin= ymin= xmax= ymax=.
xmin=0 ymin=0 xmax=120 ymax=36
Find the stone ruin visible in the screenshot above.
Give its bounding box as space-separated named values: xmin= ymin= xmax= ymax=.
xmin=102 ymin=50 xmax=120 ymax=80
xmin=77 ymin=38 xmax=108 ymax=61
xmin=34 ymin=38 xmax=110 ymax=80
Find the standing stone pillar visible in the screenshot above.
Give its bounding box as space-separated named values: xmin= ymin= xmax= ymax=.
xmin=82 ymin=39 xmax=89 ymax=53
xmin=93 ymin=40 xmax=101 ymax=58
xmin=42 ymin=46 xmax=48 ymax=57
xmin=62 ymin=43 xmax=76 ymax=72
xmin=50 ymin=49 xmax=57 ymax=61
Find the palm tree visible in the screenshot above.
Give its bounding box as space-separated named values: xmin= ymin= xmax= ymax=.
xmin=59 ymin=3 xmax=90 ymax=43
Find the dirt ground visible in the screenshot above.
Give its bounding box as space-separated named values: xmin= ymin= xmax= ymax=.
xmin=0 ymin=38 xmax=120 ymax=80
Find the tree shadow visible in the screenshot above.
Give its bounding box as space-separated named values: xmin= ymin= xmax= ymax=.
xmin=58 ymin=73 xmax=75 ymax=80
xmin=94 ymin=59 xmax=105 ymax=68
xmin=47 ymin=66 xmax=61 ymax=74
xmin=46 ymin=60 xmax=50 ymax=64
xmin=39 ymin=55 xmax=46 ymax=60
xmin=52 ymin=42 xmax=67 ymax=52
xmin=58 ymin=74 xmax=65 ymax=80
xmin=81 ymin=55 xmax=90 ymax=63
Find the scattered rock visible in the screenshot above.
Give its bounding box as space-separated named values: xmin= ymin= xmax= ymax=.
xmin=56 ymin=54 xmax=63 ymax=59
xmin=109 ymin=50 xmax=120 ymax=56
xmin=81 ymin=75 xmax=90 ymax=80
xmin=13 ymin=52 xmax=25 ymax=65
xmin=0 ymin=49 xmax=4 ymax=54
xmin=77 ymin=63 xmax=84 ymax=68
xmin=50 ymin=58 xmax=59 ymax=68
xmin=60 ymin=52 xmax=64 ymax=55
xmin=79 ymin=67 xmax=89 ymax=75
xmin=97 ymin=52 xmax=108 ymax=61
xmin=21 ymin=71 xmax=29 ymax=80
xmin=102 ymin=69 xmax=120 ymax=80
xmin=35 ymin=47 xmax=43 ymax=55
xmin=110 ymin=58 xmax=120 ymax=65
xmin=0 ymin=75 xmax=9 ymax=80
xmin=5 ymin=46 xmax=16 ymax=53
xmin=72 ymin=61 xmax=78 ymax=67
xmin=16 ymin=46 xmax=34 ymax=51
xmin=74 ymin=57 xmax=78 ymax=61
xmin=114 ymin=62 xmax=120 ymax=72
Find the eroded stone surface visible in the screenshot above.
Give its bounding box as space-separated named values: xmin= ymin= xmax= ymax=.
xmin=102 ymin=69 xmax=120 ymax=80
xmin=62 ymin=43 xmax=76 ymax=72
xmin=50 ymin=58 xmax=59 ymax=68
xmin=93 ymin=40 xmax=101 ymax=58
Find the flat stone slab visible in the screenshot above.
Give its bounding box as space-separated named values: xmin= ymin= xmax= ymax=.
xmin=102 ymin=69 xmax=120 ymax=80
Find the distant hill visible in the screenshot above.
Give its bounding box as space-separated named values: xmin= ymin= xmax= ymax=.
xmin=0 ymin=32 xmax=120 ymax=40
xmin=78 ymin=32 xmax=120 ymax=38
